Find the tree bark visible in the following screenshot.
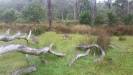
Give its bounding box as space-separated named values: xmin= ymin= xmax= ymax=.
xmin=0 ymin=44 xmax=65 ymax=57
xmin=127 ymin=0 xmax=130 ymax=15
xmin=47 ymin=0 xmax=52 ymax=31
xmin=74 ymin=0 xmax=80 ymax=20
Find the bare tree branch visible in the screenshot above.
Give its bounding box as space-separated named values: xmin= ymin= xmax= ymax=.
xmin=69 ymin=44 xmax=105 ymax=66
xmin=0 ymin=30 xmax=31 ymax=43
xmin=69 ymin=49 xmax=90 ymax=66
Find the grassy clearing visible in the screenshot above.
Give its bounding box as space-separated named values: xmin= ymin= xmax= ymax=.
xmin=0 ymin=32 xmax=133 ymax=75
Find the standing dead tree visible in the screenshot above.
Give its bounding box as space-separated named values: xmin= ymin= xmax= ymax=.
xmin=0 ymin=29 xmax=31 ymax=43
xmin=108 ymin=0 xmax=112 ymax=9
xmin=74 ymin=0 xmax=80 ymax=20
xmin=69 ymin=44 xmax=105 ymax=66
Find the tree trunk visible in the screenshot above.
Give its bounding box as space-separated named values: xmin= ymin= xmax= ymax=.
xmin=108 ymin=0 xmax=112 ymax=9
xmin=74 ymin=6 xmax=76 ymax=20
xmin=90 ymin=0 xmax=97 ymax=25
xmin=74 ymin=0 xmax=80 ymax=20
xmin=61 ymin=12 xmax=64 ymax=22
xmin=127 ymin=0 xmax=130 ymax=15
xmin=47 ymin=0 xmax=52 ymax=31
xmin=0 ymin=30 xmax=31 ymax=43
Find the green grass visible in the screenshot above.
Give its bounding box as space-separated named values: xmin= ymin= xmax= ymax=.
xmin=0 ymin=32 xmax=133 ymax=75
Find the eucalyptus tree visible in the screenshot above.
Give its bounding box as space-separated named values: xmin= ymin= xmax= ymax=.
xmin=90 ymin=0 xmax=97 ymax=25
xmin=108 ymin=0 xmax=112 ymax=9
xmin=52 ymin=0 xmax=75 ymax=21
xmin=114 ymin=0 xmax=129 ymax=17
xmin=47 ymin=0 xmax=52 ymax=30
xmin=22 ymin=1 xmax=45 ymax=23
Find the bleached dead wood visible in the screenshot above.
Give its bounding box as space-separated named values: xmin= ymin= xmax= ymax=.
xmin=0 ymin=29 xmax=31 ymax=43
xmin=0 ymin=44 xmax=65 ymax=57
xmin=69 ymin=44 xmax=105 ymax=66
xmin=69 ymin=49 xmax=91 ymax=66
xmin=0 ymin=44 xmax=65 ymax=75
xmin=11 ymin=65 xmax=37 ymax=75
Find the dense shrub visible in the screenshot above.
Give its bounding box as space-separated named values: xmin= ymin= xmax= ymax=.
xmin=123 ymin=14 xmax=133 ymax=25
xmin=107 ymin=12 xmax=117 ymax=25
xmin=22 ymin=2 xmax=45 ymax=23
xmin=79 ymin=11 xmax=91 ymax=25
xmin=95 ymin=15 xmax=105 ymax=25
xmin=1 ymin=9 xmax=17 ymax=23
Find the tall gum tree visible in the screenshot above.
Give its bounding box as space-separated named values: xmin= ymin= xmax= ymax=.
xmin=47 ymin=0 xmax=52 ymax=30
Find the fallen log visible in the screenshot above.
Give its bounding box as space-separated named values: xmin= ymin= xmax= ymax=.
xmin=0 ymin=44 xmax=65 ymax=57
xmin=0 ymin=29 xmax=31 ymax=43
xmin=0 ymin=44 xmax=65 ymax=75
xmin=69 ymin=44 xmax=105 ymax=66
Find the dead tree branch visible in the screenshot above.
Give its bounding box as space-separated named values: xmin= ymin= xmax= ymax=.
xmin=69 ymin=44 xmax=105 ymax=66
xmin=0 ymin=44 xmax=65 ymax=57
xmin=0 ymin=29 xmax=31 ymax=43
xmin=69 ymin=49 xmax=91 ymax=66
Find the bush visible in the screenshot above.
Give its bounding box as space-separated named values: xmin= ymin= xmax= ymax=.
xmin=1 ymin=9 xmax=17 ymax=23
xmin=123 ymin=14 xmax=133 ymax=25
xmin=95 ymin=15 xmax=105 ymax=25
xmin=22 ymin=2 xmax=45 ymax=23
xmin=79 ymin=11 xmax=91 ymax=25
xmin=107 ymin=12 xmax=117 ymax=25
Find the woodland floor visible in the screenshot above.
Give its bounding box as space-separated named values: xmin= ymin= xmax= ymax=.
xmin=0 ymin=32 xmax=133 ymax=75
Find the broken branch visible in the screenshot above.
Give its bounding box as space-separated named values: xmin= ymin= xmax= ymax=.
xmin=0 ymin=44 xmax=65 ymax=57
xmin=69 ymin=44 xmax=105 ymax=66
xmin=0 ymin=30 xmax=31 ymax=43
